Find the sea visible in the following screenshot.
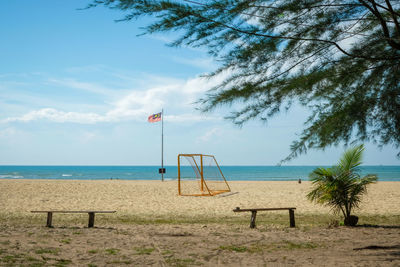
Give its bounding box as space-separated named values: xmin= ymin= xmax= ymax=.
xmin=0 ymin=165 xmax=399 ymax=181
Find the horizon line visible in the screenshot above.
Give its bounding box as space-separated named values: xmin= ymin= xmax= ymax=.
xmin=0 ymin=164 xmax=399 ymax=167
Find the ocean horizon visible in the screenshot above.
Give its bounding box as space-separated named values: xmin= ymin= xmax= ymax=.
xmin=0 ymin=165 xmax=399 ymax=181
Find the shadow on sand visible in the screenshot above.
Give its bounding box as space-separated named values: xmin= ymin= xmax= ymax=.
xmin=354 ymin=245 xmax=400 ymax=250
xmin=353 ymin=244 xmax=400 ymax=259
xmin=356 ymin=224 xmax=400 ymax=229
xmin=42 ymin=226 xmax=117 ymax=230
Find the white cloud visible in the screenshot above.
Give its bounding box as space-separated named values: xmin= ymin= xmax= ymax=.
xmin=105 ymin=84 xmax=173 ymax=120
xmin=196 ymin=127 xmax=223 ymax=143
xmin=1 ymin=72 xmax=228 ymax=124
xmin=3 ymin=108 xmax=108 ymax=124
xmin=179 ymin=69 xmax=232 ymax=106
xmin=166 ymin=114 xmax=218 ymax=123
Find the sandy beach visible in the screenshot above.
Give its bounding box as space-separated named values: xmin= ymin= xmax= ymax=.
xmin=1 ymin=180 xmax=399 ymax=266
xmin=1 ymin=180 xmax=399 ymax=217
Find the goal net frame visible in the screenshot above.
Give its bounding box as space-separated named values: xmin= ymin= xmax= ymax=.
xmin=177 ymin=154 xmax=231 ymax=196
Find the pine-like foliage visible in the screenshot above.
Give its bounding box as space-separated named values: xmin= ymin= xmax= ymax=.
xmin=90 ymin=0 xmax=400 ymax=161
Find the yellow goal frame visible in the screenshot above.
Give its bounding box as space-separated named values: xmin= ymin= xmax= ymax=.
xmin=177 ymin=154 xmax=231 ymax=196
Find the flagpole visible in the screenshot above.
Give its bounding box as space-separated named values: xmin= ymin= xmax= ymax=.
xmin=161 ymin=109 xmax=164 ymax=182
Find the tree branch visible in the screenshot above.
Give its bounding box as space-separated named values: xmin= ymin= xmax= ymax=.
xmin=193 ymin=12 xmax=400 ymax=61
xmin=369 ymin=0 xmax=400 ymax=17
xmin=359 ymin=0 xmax=400 ymax=49
xmin=384 ymin=0 xmax=400 ymax=38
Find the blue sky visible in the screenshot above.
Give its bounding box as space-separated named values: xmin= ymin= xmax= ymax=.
xmin=0 ymin=0 xmax=399 ymax=166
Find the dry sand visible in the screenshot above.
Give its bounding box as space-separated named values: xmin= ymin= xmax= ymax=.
xmin=0 ymin=180 xmax=399 ymax=266
xmin=0 ymin=180 xmax=399 ymax=217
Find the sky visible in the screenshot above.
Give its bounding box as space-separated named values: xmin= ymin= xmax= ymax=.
xmin=0 ymin=0 xmax=399 ymax=166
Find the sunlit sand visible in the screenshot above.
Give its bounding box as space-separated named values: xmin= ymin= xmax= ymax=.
xmin=1 ymin=180 xmax=398 ymax=217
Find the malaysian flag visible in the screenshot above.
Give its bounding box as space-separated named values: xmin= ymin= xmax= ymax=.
xmin=148 ymin=112 xmax=162 ymax=123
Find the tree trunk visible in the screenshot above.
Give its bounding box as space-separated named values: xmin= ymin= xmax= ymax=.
xmin=344 ymin=215 xmax=358 ymax=226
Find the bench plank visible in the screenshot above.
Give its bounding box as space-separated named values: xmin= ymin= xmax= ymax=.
xmin=233 ymin=207 xmax=296 ymax=212
xmin=233 ymin=207 xmax=296 ymax=228
xmin=31 ymin=211 xmax=116 ymax=213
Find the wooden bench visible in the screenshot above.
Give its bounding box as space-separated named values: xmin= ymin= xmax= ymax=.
xmin=31 ymin=210 xmax=116 ymax=228
xmin=233 ymin=207 xmax=296 ymax=228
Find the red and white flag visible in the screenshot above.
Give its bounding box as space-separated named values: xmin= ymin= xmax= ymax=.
xmin=148 ymin=112 xmax=162 ymax=123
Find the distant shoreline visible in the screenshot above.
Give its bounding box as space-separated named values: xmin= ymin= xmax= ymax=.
xmin=1 ymin=179 xmax=400 ymax=182
xmin=1 ymin=165 xmax=399 ymax=181
xmin=0 ymin=164 xmax=399 ymax=167
xmin=1 ymin=178 xmax=400 ymax=182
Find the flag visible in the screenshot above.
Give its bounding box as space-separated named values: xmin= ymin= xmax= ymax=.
xmin=148 ymin=112 xmax=162 ymax=123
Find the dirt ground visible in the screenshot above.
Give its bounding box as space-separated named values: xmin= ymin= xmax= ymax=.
xmin=1 ymin=222 xmax=399 ymax=266
xmin=1 ymin=180 xmax=399 ymax=266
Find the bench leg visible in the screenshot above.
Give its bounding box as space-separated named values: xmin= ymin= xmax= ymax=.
xmin=289 ymin=209 xmax=295 ymax=228
xmin=250 ymin=211 xmax=257 ymax=228
xmin=46 ymin=212 xmax=53 ymax=228
xmin=88 ymin=212 xmax=95 ymax=228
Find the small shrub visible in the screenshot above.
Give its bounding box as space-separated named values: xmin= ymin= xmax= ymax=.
xmin=105 ymin=248 xmax=119 ymax=255
xmin=34 ymin=248 xmax=60 ymax=255
xmin=2 ymin=255 xmax=18 ymax=263
xmin=54 ymin=258 xmax=72 ymax=266
xmin=134 ymin=247 xmax=155 ymax=255
xmin=162 ymin=250 xmax=173 ymax=255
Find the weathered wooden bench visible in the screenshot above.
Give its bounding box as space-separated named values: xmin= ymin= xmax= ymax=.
xmin=233 ymin=207 xmax=296 ymax=228
xmin=31 ymin=210 xmax=116 ymax=228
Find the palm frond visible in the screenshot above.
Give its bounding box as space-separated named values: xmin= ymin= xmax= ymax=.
xmin=307 ymin=144 xmax=377 ymax=221
xmin=338 ymin=144 xmax=364 ymax=172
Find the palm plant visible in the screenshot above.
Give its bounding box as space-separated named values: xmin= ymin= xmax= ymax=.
xmin=307 ymin=144 xmax=377 ymax=226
